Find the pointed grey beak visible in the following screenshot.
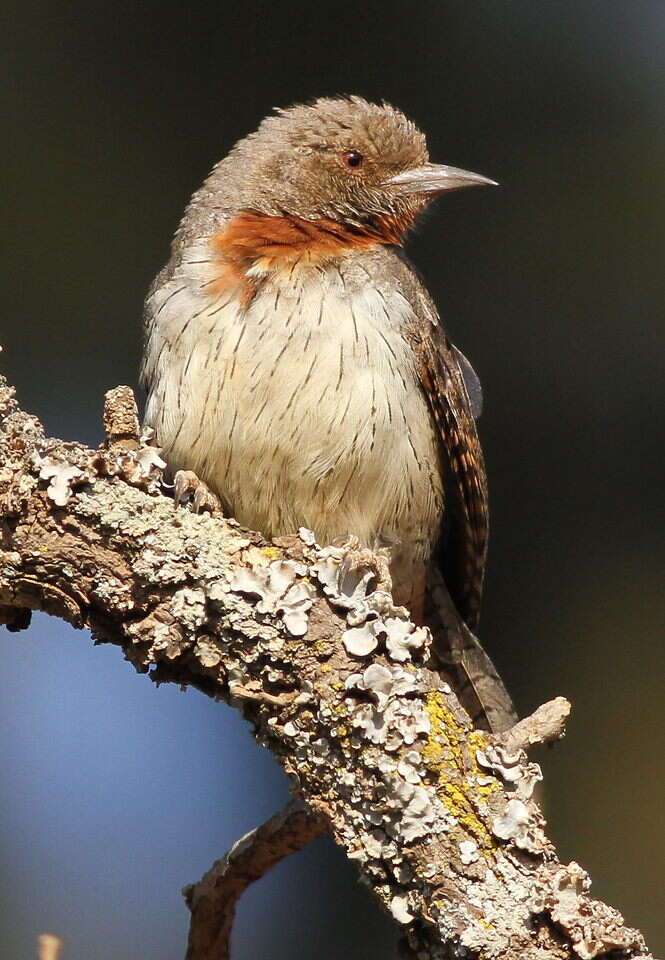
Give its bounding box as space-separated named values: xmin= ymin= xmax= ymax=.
xmin=387 ymin=163 xmax=498 ymax=196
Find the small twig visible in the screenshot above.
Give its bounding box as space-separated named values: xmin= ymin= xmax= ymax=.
xmin=184 ymin=799 xmax=326 ymax=960
xmin=501 ymin=696 xmax=571 ymax=754
xmin=229 ymin=683 xmax=297 ymax=707
xmin=38 ymin=934 xmax=63 ymax=960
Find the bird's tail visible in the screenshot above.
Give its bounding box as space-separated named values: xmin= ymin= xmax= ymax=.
xmin=425 ymin=568 xmax=517 ymax=733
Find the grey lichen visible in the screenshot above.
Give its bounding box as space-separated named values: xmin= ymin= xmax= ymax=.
xmin=171 ymin=587 xmax=208 ymax=630
xmin=38 ymin=456 xmax=86 ymax=506
xmin=383 ymin=617 xmax=428 ymax=662
xmin=345 ymin=663 xmax=394 ymax=707
xmin=459 ymin=839 xmax=479 ymax=865
xmin=492 ymin=798 xmax=530 ymax=842
xmin=477 ymin=742 xmax=543 ymax=801
xmin=390 ymin=893 xmax=415 ymax=924
xmin=231 ymin=558 xmax=316 ymax=636
xmin=342 ymin=622 xmax=380 ymax=657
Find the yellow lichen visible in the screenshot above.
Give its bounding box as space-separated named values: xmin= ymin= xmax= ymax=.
xmin=421 ymin=737 xmax=443 ymax=766
xmin=261 ymin=546 xmax=281 ymax=561
xmin=467 ymin=731 xmax=488 ymax=756
xmin=422 ymin=692 xmax=497 ymax=851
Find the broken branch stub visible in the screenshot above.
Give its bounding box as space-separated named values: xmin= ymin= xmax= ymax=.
xmin=0 ymin=372 xmax=653 ymax=960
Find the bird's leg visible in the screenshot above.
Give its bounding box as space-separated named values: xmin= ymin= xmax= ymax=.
xmin=173 ymin=469 xmax=224 ymax=517
xmin=333 ymin=535 xmax=393 ymax=597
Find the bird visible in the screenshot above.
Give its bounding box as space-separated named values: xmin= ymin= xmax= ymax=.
xmin=140 ymin=96 xmax=516 ymax=732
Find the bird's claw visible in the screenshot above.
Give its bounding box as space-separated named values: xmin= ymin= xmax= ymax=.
xmin=173 ymin=470 xmax=223 ymax=517
xmin=332 ymin=535 xmax=393 ymax=598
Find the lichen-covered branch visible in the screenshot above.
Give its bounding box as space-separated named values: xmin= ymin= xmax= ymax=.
xmin=0 ymin=372 xmax=653 ymax=960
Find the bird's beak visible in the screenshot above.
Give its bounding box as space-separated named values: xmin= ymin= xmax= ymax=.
xmin=387 ymin=163 xmax=498 ymax=196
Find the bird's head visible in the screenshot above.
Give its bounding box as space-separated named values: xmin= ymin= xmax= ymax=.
xmin=193 ymin=97 xmax=496 ymax=296
xmin=215 ymin=96 xmax=496 ymax=244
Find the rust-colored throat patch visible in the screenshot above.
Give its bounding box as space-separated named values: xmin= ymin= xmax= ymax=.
xmin=208 ymin=209 xmax=413 ymax=305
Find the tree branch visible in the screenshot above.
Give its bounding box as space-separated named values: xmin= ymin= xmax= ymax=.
xmin=184 ymin=800 xmax=326 ymax=960
xmin=0 ymin=371 xmax=653 ymax=960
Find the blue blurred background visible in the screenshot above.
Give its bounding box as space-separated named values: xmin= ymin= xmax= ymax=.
xmin=1 ymin=2 xmax=664 ymax=957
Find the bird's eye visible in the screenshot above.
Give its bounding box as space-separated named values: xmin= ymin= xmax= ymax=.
xmin=343 ymin=150 xmax=364 ymax=169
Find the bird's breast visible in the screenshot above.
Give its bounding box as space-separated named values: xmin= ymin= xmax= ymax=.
xmin=143 ymin=247 xmax=444 ymax=557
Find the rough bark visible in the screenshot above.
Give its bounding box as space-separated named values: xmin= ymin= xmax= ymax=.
xmin=0 ymin=373 xmax=654 ymax=960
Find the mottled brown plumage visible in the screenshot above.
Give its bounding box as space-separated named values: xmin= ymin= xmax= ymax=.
xmin=140 ymin=96 xmax=515 ymax=731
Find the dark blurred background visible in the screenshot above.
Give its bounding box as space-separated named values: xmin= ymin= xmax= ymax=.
xmin=1 ymin=1 xmax=664 ymax=957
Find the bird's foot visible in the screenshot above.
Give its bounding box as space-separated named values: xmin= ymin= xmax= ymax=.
xmin=172 ymin=470 xmax=223 ymax=517
xmin=332 ymin=535 xmax=393 ymax=597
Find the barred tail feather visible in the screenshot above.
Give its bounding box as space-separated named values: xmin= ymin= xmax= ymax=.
xmin=426 ymin=568 xmax=517 ymax=733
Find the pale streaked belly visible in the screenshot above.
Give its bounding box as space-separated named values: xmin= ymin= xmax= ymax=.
xmin=143 ymin=261 xmax=445 ymax=594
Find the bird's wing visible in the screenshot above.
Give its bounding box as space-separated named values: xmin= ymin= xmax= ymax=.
xmin=413 ymin=315 xmax=518 ymax=731
xmin=386 ymin=247 xmax=488 ymax=627
xmin=386 ymin=249 xmax=515 ymax=732
xmin=407 ymin=308 xmax=489 ymax=632
xmin=453 ymin=345 xmax=483 ymax=419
